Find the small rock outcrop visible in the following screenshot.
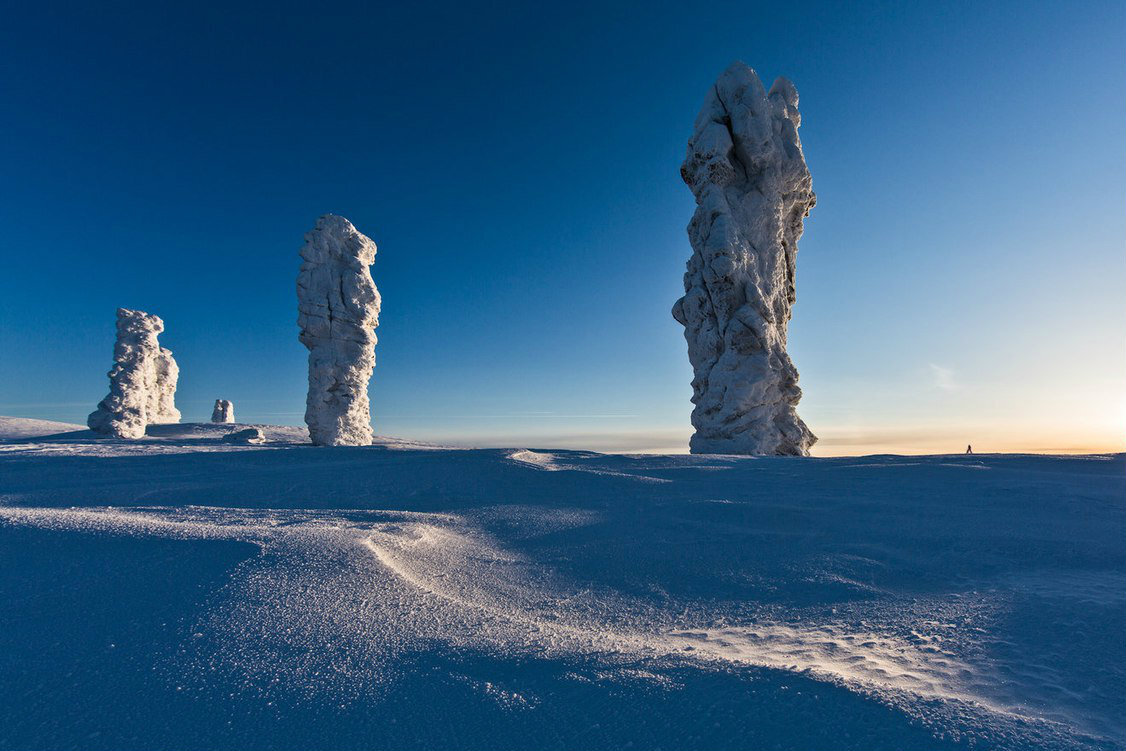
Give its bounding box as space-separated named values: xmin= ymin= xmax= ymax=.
xmin=211 ymin=399 xmax=235 ymax=423
xmin=88 ymin=308 xmax=181 ymax=438
xmin=221 ymin=427 xmax=265 ymax=444
xmin=672 ymin=62 xmax=817 ymax=456
xmin=297 ymin=214 xmax=381 ymax=446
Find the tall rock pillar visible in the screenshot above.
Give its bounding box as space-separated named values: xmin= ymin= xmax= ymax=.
xmin=88 ymin=308 xmax=180 ymax=438
xmin=672 ymin=62 xmax=817 ymax=456
xmin=297 ymin=214 xmax=381 ymax=446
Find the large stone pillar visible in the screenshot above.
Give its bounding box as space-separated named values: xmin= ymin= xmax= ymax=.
xmin=297 ymin=215 xmax=381 ymax=446
xmin=672 ymin=62 xmax=817 ymax=456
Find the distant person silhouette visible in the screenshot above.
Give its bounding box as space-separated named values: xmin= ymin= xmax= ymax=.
xmin=966 ymin=444 xmax=973 ymax=454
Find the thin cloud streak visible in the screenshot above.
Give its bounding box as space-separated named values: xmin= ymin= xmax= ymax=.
xmin=928 ymin=364 xmax=957 ymax=391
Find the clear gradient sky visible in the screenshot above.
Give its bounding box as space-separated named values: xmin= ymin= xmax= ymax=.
xmin=1 ymin=0 xmax=1123 ymax=455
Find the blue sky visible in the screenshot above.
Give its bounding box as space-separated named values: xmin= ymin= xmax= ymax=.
xmin=1 ymin=0 xmax=1122 ymax=454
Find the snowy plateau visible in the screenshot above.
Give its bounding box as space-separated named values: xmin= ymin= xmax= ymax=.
xmin=0 ymin=417 xmax=1122 ymax=751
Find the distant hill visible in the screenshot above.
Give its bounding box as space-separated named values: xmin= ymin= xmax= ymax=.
xmin=0 ymin=416 xmax=85 ymax=440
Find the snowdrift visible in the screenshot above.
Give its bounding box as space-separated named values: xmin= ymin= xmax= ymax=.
xmin=0 ymin=420 xmax=1122 ymax=750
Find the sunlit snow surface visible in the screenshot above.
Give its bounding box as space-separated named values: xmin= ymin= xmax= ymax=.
xmin=1 ymin=419 xmax=1122 ymax=750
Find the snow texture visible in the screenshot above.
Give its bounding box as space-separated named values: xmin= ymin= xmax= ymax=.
xmin=297 ymin=215 xmax=381 ymax=446
xmin=211 ymin=399 xmax=235 ymax=423
xmin=0 ymin=420 xmax=1122 ymax=751
xmin=672 ymin=62 xmax=816 ymax=456
xmin=221 ymin=427 xmax=265 ymax=444
xmin=0 ymin=416 xmax=84 ymax=439
xmin=86 ymin=308 xmax=181 ymax=438
xmin=150 ymin=346 xmax=181 ymax=424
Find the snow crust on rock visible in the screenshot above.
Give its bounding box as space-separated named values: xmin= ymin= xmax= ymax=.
xmin=297 ymin=215 xmax=381 ymax=446
xmin=672 ymin=62 xmax=816 ymax=456
xmin=87 ymin=308 xmax=181 ymax=438
xmin=150 ymin=346 xmax=181 ymax=424
xmin=211 ymin=399 xmax=235 ymax=424
xmin=221 ymin=427 xmax=265 ymax=444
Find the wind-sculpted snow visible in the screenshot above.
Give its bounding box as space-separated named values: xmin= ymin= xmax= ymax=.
xmin=297 ymin=215 xmax=381 ymax=446
xmin=0 ymin=416 xmax=84 ymax=439
xmin=221 ymin=427 xmax=265 ymax=444
xmin=0 ymin=507 xmax=1012 ymax=696
xmin=87 ymin=308 xmax=181 ymax=438
xmin=0 ymin=430 xmax=1122 ymax=750
xmin=673 ymin=62 xmax=816 ymax=456
xmin=1 ymin=501 xmax=1120 ymax=750
xmin=507 ymin=449 xmax=671 ymax=482
xmin=0 ymin=421 xmax=452 ymax=458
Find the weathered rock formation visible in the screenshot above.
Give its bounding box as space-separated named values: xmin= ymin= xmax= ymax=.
xmin=211 ymin=399 xmax=235 ymax=423
xmin=150 ymin=347 xmax=181 ymax=424
xmin=297 ymin=214 xmax=381 ymax=446
xmin=88 ymin=308 xmax=181 ymax=438
xmin=672 ymin=62 xmax=816 ymax=456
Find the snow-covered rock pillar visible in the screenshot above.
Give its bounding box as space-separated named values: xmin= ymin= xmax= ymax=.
xmin=211 ymin=399 xmax=235 ymax=423
xmin=672 ymin=62 xmax=817 ymax=456
xmin=87 ymin=308 xmax=180 ymax=438
xmin=297 ymin=214 xmax=381 ymax=446
xmin=149 ymin=347 xmax=181 ymax=424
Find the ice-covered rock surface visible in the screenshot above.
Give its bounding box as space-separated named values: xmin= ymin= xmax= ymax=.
xmin=297 ymin=215 xmax=381 ymax=446
xmin=149 ymin=346 xmax=181 ymax=424
xmin=87 ymin=308 xmax=180 ymax=438
xmin=672 ymin=62 xmax=816 ymax=456
xmin=221 ymin=427 xmax=264 ymax=444
xmin=211 ymin=399 xmax=235 ymax=423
